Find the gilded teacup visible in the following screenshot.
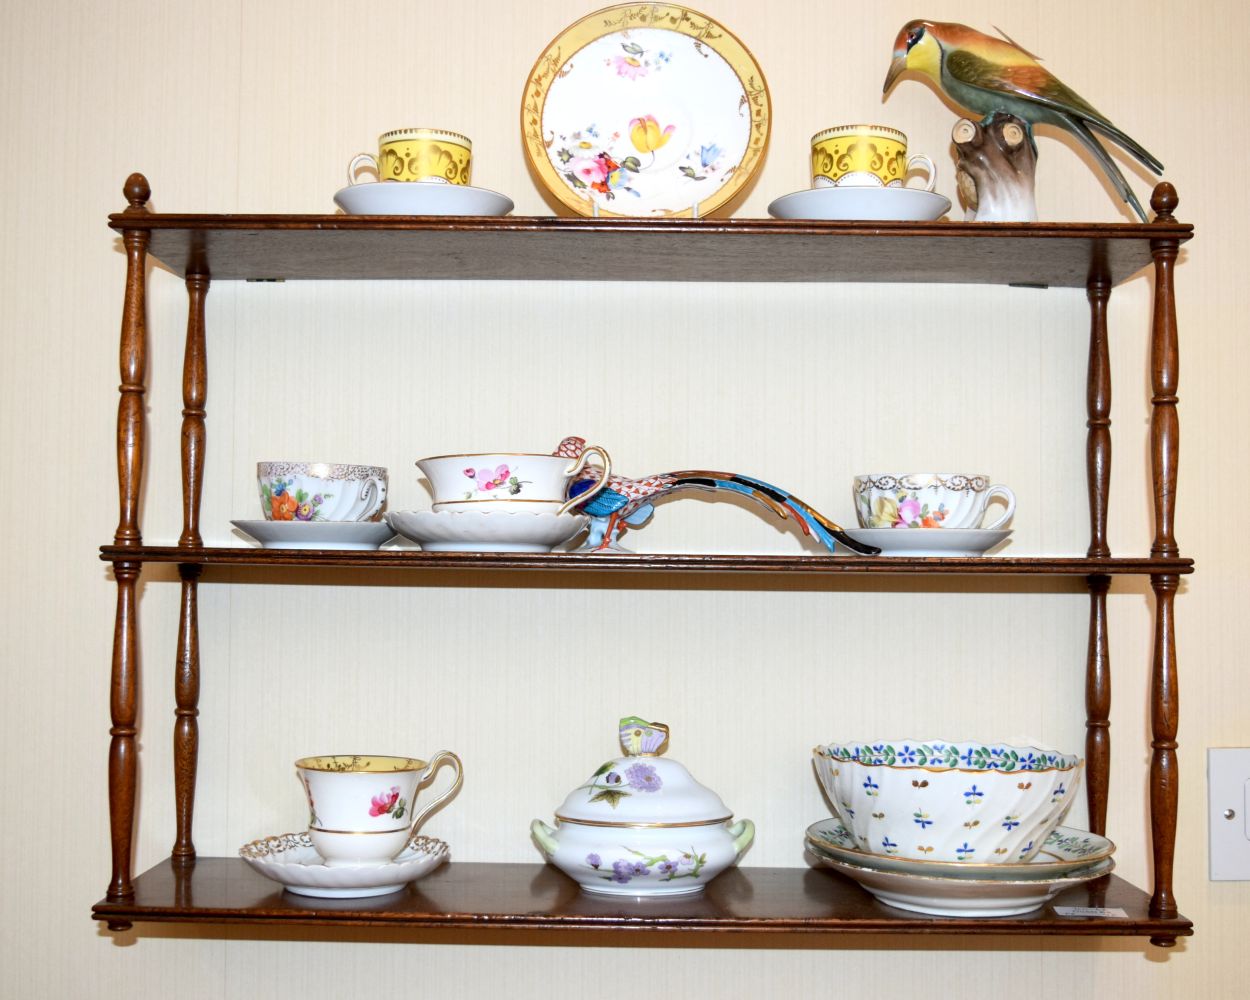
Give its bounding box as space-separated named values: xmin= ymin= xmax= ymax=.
xmin=811 ymin=124 xmax=936 ymax=191
xmin=853 ymin=473 xmax=1015 ymax=530
xmin=348 ymin=127 xmax=472 ymax=185
xmin=296 ymin=753 xmax=463 ymax=866
xmin=257 ymin=462 xmax=387 ymax=523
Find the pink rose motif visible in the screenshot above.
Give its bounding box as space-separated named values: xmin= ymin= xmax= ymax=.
xmin=571 ymin=157 xmax=608 ymax=187
xmin=369 ymin=786 xmax=400 ymax=817
xmin=895 ymin=497 xmax=922 ymax=527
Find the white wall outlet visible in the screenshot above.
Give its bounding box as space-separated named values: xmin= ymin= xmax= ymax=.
xmin=1208 ymin=748 xmax=1250 ymax=880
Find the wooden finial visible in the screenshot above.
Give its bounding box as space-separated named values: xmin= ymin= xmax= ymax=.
xmin=123 ymin=173 xmax=151 ymax=214
xmin=1150 ymin=182 xmax=1178 ymax=222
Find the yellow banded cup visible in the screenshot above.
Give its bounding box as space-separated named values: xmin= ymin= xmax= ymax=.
xmin=349 ymin=128 xmax=473 ymax=185
xmin=811 ymin=124 xmax=935 ymax=191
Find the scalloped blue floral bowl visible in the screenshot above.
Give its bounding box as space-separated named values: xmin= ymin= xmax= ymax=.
xmin=812 ymin=739 xmax=1082 ymax=865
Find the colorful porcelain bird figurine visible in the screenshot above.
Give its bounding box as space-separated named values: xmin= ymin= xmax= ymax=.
xmin=882 ymin=20 xmax=1163 ymax=221
xmin=553 ymin=438 xmax=879 ymax=555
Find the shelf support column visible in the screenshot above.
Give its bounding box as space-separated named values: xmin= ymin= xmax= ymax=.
xmin=172 ymin=271 xmax=209 ymax=864
xmin=1083 ymin=275 xmax=1113 ymax=836
xmin=106 ymin=174 xmax=151 ymax=920
xmin=1147 ymin=182 xmax=1181 ymax=933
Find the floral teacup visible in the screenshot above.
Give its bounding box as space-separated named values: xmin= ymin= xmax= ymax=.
xmin=418 ymin=447 xmax=611 ymax=515
xmin=853 ymin=473 xmax=1015 ymax=530
xmin=295 ymin=753 xmax=463 ymax=866
xmin=258 ymin=462 xmax=387 ymax=523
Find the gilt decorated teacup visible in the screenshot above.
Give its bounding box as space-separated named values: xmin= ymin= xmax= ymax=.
xmin=296 ymin=753 xmax=463 ymax=866
xmin=418 ymin=447 xmax=612 ymax=516
xmin=853 ymin=473 xmax=1015 ymax=530
xmin=348 ymin=127 xmax=472 ymax=185
xmin=811 ymin=124 xmax=936 ymax=191
xmin=258 ymin=462 xmax=387 ymax=522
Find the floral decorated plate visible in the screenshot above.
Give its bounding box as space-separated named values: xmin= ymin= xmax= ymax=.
xmin=840 ymin=527 xmax=1010 ymax=557
xmin=384 ymin=509 xmax=588 ymax=553
xmin=767 ymin=187 xmax=951 ymax=222
xmin=806 ymin=819 xmax=1114 ymax=881
xmin=333 ymin=182 xmax=513 ymax=217
xmin=521 ymin=3 xmax=770 ymax=217
xmin=807 ymin=841 xmax=1114 ymax=918
xmin=239 ymin=832 xmax=449 ymax=898
xmin=230 ymin=519 xmax=397 ymax=551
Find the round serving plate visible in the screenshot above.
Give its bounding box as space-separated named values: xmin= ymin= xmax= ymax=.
xmin=521 ymin=3 xmax=770 ymax=217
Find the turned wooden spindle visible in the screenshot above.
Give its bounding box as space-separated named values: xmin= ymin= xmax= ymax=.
xmin=1086 ymin=277 xmax=1112 ymax=558
xmin=172 ymin=563 xmax=202 ymax=865
xmin=107 ymin=173 xmax=151 ymax=918
xmin=179 ymin=273 xmax=209 ymax=547
xmin=1084 ymin=574 xmax=1112 ymax=835
xmin=1146 ymin=182 xmax=1182 ymax=934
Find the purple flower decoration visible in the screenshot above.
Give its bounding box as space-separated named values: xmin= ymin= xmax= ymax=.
xmin=605 ymin=771 xmax=622 ymax=785
xmin=678 ymin=852 xmax=697 ymax=868
xmin=628 ymin=860 xmax=650 ymax=876
xmin=657 ymin=859 xmax=679 ymax=876
xmin=611 ymin=859 xmax=633 ymax=883
xmin=586 ymin=853 xmax=601 ymax=869
xmin=625 ymin=762 xmax=662 ymax=793
xmin=312 ymin=494 xmax=323 ymax=504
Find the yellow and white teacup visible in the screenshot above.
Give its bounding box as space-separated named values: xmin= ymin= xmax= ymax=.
xmin=348 ymin=128 xmax=472 ymax=186
xmin=811 ymin=124 xmax=936 ymax=191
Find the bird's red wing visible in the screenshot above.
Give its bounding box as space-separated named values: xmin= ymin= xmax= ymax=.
xmin=945 ymin=49 xmax=1109 ymax=126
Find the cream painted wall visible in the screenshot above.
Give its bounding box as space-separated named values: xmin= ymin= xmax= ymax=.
xmin=1 ymin=0 xmax=1246 ymax=996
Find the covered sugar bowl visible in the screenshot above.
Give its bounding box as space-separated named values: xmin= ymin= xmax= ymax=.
xmin=531 ymin=717 xmax=755 ymax=895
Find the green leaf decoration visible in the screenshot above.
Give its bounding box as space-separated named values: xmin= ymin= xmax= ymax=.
xmin=621 ymin=42 xmax=644 ymax=55
xmin=564 ymin=171 xmax=586 ymax=190
xmin=261 ymin=484 xmax=273 ymax=502
xmin=557 ymin=148 xmax=573 ymax=164
xmin=295 ymin=489 xmax=309 ymax=503
xmin=679 ymin=166 xmax=706 ymax=180
xmin=592 ymin=761 xmax=615 ymax=777
xmin=589 ymin=789 xmax=627 ymax=809
xmin=621 ymin=156 xmax=641 ymax=172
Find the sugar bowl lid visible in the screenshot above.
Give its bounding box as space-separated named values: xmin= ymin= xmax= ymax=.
xmin=554 ymin=717 xmax=733 ymax=826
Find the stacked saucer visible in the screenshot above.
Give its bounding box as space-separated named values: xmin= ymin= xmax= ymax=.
xmin=805 ymin=818 xmax=1114 ymax=917
xmin=385 ymin=509 xmax=587 ymax=553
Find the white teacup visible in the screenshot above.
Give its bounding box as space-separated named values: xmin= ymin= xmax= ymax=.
xmin=295 ymin=753 xmax=463 ymax=867
xmin=417 ymin=447 xmax=611 ymax=515
xmin=258 ymin=462 xmax=387 ymax=522
xmin=853 ymin=473 xmax=1015 ymax=530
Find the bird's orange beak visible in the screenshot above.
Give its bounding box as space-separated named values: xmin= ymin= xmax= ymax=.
xmin=883 ymin=50 xmax=907 ymax=94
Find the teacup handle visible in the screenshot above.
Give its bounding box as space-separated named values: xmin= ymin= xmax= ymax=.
xmin=980 ymin=485 xmax=1016 ymax=530
xmin=358 ymin=476 xmax=387 ymax=521
xmin=348 ymin=152 xmax=380 ymax=186
xmin=906 ymin=153 xmax=937 ymax=192
xmin=557 ymin=444 xmax=612 ymax=516
xmin=408 ymin=750 xmax=464 ymax=833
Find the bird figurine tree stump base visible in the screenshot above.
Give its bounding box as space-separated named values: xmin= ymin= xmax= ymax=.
xmin=953 ymin=113 xmax=1038 ymax=222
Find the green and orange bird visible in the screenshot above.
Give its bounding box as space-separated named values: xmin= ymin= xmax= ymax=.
xmin=883 ymin=20 xmax=1162 ymax=220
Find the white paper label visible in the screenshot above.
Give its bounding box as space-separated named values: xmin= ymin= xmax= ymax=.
xmin=1053 ymin=905 xmax=1129 ymax=918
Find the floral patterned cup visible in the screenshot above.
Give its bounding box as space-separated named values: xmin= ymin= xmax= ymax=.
xmin=418 ymin=447 xmax=612 ymax=515
xmin=258 ymin=462 xmax=387 ymax=522
xmin=853 ymin=473 xmax=1015 ymax=530
xmin=295 ymin=753 xmax=463 ymax=867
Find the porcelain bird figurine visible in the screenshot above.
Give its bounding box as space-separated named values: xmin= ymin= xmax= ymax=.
xmin=882 ymin=20 xmax=1163 ymax=221
xmin=553 ymin=438 xmax=879 ymax=555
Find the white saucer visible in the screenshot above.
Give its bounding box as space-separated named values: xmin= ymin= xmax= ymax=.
xmin=807 ymin=841 xmax=1114 ymax=917
xmin=333 ymin=182 xmax=514 ymax=217
xmin=842 ymin=527 xmax=1011 ymax=557
xmin=231 ymin=519 xmax=397 ymax=550
xmin=806 ymin=818 xmax=1115 ymax=881
xmin=239 ymin=832 xmax=449 ymax=898
xmin=767 ymin=187 xmax=952 ymax=222
xmin=385 ymin=509 xmax=588 ymax=553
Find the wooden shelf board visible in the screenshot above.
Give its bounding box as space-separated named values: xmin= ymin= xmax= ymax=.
xmin=92 ymin=859 xmax=1192 ymax=941
xmin=100 ymin=545 xmax=1194 ymax=576
xmin=107 ymin=213 xmax=1193 ymax=287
